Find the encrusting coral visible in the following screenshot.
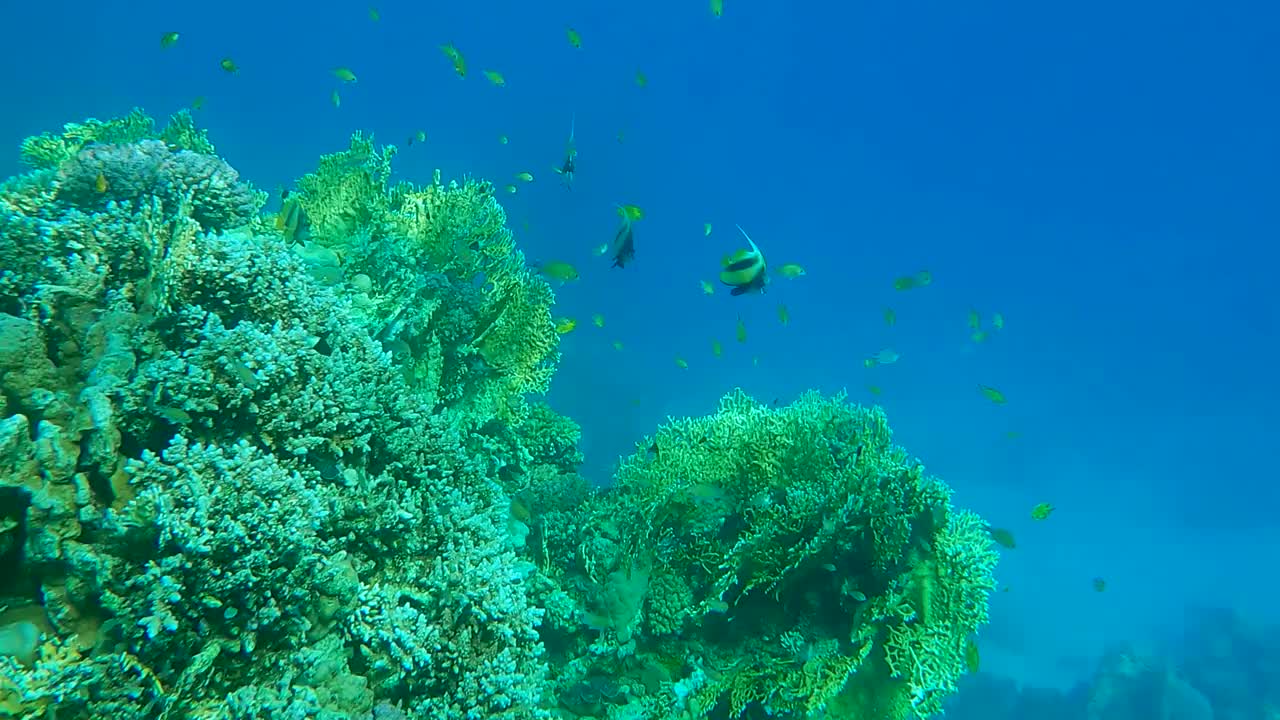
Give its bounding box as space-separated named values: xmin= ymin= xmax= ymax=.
xmin=0 ymin=110 xmax=998 ymax=720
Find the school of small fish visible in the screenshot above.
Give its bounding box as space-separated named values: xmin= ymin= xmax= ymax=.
xmin=154 ymin=2 xmax=1071 ymax=611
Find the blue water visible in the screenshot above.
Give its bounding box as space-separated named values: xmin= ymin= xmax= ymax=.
xmin=3 ymin=0 xmax=1276 ymax=700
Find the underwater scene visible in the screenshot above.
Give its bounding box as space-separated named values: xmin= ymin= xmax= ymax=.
xmin=0 ymin=0 xmax=1276 ymax=718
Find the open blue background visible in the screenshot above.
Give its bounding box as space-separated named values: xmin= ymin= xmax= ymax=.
xmin=2 ymin=0 xmax=1276 ymax=692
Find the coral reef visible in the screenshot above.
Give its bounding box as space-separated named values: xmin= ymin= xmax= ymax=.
xmin=0 ymin=111 xmax=999 ymax=720
xmin=535 ymin=389 xmax=999 ymax=720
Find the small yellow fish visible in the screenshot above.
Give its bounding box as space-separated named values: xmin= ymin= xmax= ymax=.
xmin=710 ymin=0 xmax=724 ymax=17
xmin=883 ymin=307 xmax=896 ymax=326
xmin=635 ymin=69 xmax=648 ymax=87
xmin=191 ymin=96 xmax=206 ymax=110
xmin=971 ymin=330 xmax=989 ymax=343
xmin=674 ymin=355 xmax=688 ymax=369
xmin=1092 ymin=577 xmax=1106 ymax=592
xmin=94 ymin=172 xmax=108 ymax=193
xmin=333 ymin=67 xmax=358 ymax=83
xmin=440 ymin=44 xmax=466 ymax=77
xmin=415 ymin=130 xmax=427 ymax=143
xmin=591 ymin=313 xmax=605 ymax=328
xmin=566 ymin=27 xmax=582 ymax=49
xmin=704 ymin=222 xmax=712 ymax=236
xmin=498 ymin=134 xmax=509 ymax=144
xmin=893 ymin=270 xmax=932 ymax=291
xmin=555 ymin=318 xmax=577 ymax=334
xmin=967 ymin=308 xmax=981 ymax=329
xmin=330 ymin=90 xmax=341 ymax=108
xmin=538 ymin=261 xmax=579 ymax=282
xmin=616 ymin=204 xmax=643 ymax=221
xmin=1005 ymin=430 xmax=1021 ymax=440
xmin=612 ymin=340 xmax=624 ymax=351
xmin=160 ymin=32 xmax=180 ymax=49
xmin=978 ymin=384 xmax=1007 ymax=404
xmin=992 ymin=312 xmax=1005 ymax=331
xmin=483 ymin=70 xmax=505 ymax=87
xmin=777 ymin=304 xmax=790 ymax=326
xmin=1031 ymin=502 xmax=1054 ymax=521
xmin=866 ymin=384 xmax=883 ymax=395
xmin=368 ymin=6 xmax=380 ymax=21
xmin=504 ymin=184 xmax=517 ymax=194
xmin=776 ymin=263 xmax=806 ymax=279
xmin=516 ymin=171 xmax=534 ymax=182
xmin=220 ymin=58 xmax=239 ymax=74
xmin=735 ymin=316 xmax=747 ymax=343
xmin=700 ymin=280 xmax=715 ymax=295
xmin=616 ymin=130 xmax=626 ymax=143
xmin=711 ymin=339 xmax=723 ymax=357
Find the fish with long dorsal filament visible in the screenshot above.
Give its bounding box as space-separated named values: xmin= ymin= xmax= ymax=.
xmin=719 ymin=224 xmax=768 ymax=295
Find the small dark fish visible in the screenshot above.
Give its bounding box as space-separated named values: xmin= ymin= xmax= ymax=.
xmin=988 ymin=527 xmax=1016 ymax=549
xmin=609 ymin=213 xmax=635 ymax=268
xmin=1092 ymin=577 xmax=1106 ymax=592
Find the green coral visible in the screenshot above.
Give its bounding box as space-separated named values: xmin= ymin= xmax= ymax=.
xmin=286 ymin=132 xmax=559 ymax=422
xmin=544 ymin=389 xmax=999 ymax=719
xmin=18 ymin=108 xmax=213 ymax=170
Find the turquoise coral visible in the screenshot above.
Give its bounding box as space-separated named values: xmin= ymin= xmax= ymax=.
xmin=0 ymin=111 xmax=998 ymax=720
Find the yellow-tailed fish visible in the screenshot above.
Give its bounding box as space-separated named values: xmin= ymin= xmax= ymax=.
xmin=95 ymin=172 xmax=108 ymax=193
xmin=538 ymin=261 xmax=579 ymax=282
xmin=555 ymin=318 xmax=577 ymax=334
xmin=978 ymin=384 xmax=1007 ymax=404
xmin=483 ymin=70 xmax=505 ymax=87
xmin=992 ymin=312 xmax=1005 ymax=330
xmin=591 ymin=313 xmax=605 ymax=328
xmin=330 ymin=90 xmax=341 ymax=108
xmin=504 ymin=184 xmax=517 ymax=194
xmin=160 ymin=32 xmax=180 ymax=49
xmin=616 ymin=204 xmax=643 ymax=221
xmin=566 ymin=27 xmax=582 ymax=49
xmin=883 ymin=307 xmax=896 ymax=326
xmin=777 ymin=304 xmax=790 ymax=326
xmin=735 ymin=316 xmax=747 ymax=343
xmin=704 ymin=222 xmax=713 ymax=236
xmin=776 ymin=263 xmax=806 ymax=279
xmin=368 ymin=6 xmax=380 ymax=21
xmin=635 ymin=69 xmax=648 ymax=87
xmin=516 ymin=171 xmax=534 ymax=182
xmin=720 ymin=224 xmax=768 ymax=295
xmin=675 ymin=355 xmax=688 ymax=369
xmin=700 ymin=280 xmax=715 ymax=295
xmin=440 ymin=44 xmax=466 ymax=77
xmin=220 ymin=58 xmax=239 ymax=74
xmin=711 ymin=339 xmax=722 ymax=357
xmin=333 ymin=67 xmax=358 ymax=83
xmin=608 ymin=210 xmax=636 ymax=268
xmin=710 ymin=0 xmax=724 ymax=17
xmin=1031 ymin=502 xmax=1054 ymax=521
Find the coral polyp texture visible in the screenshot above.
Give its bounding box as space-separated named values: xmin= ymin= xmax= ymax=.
xmin=0 ymin=110 xmax=997 ymax=720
